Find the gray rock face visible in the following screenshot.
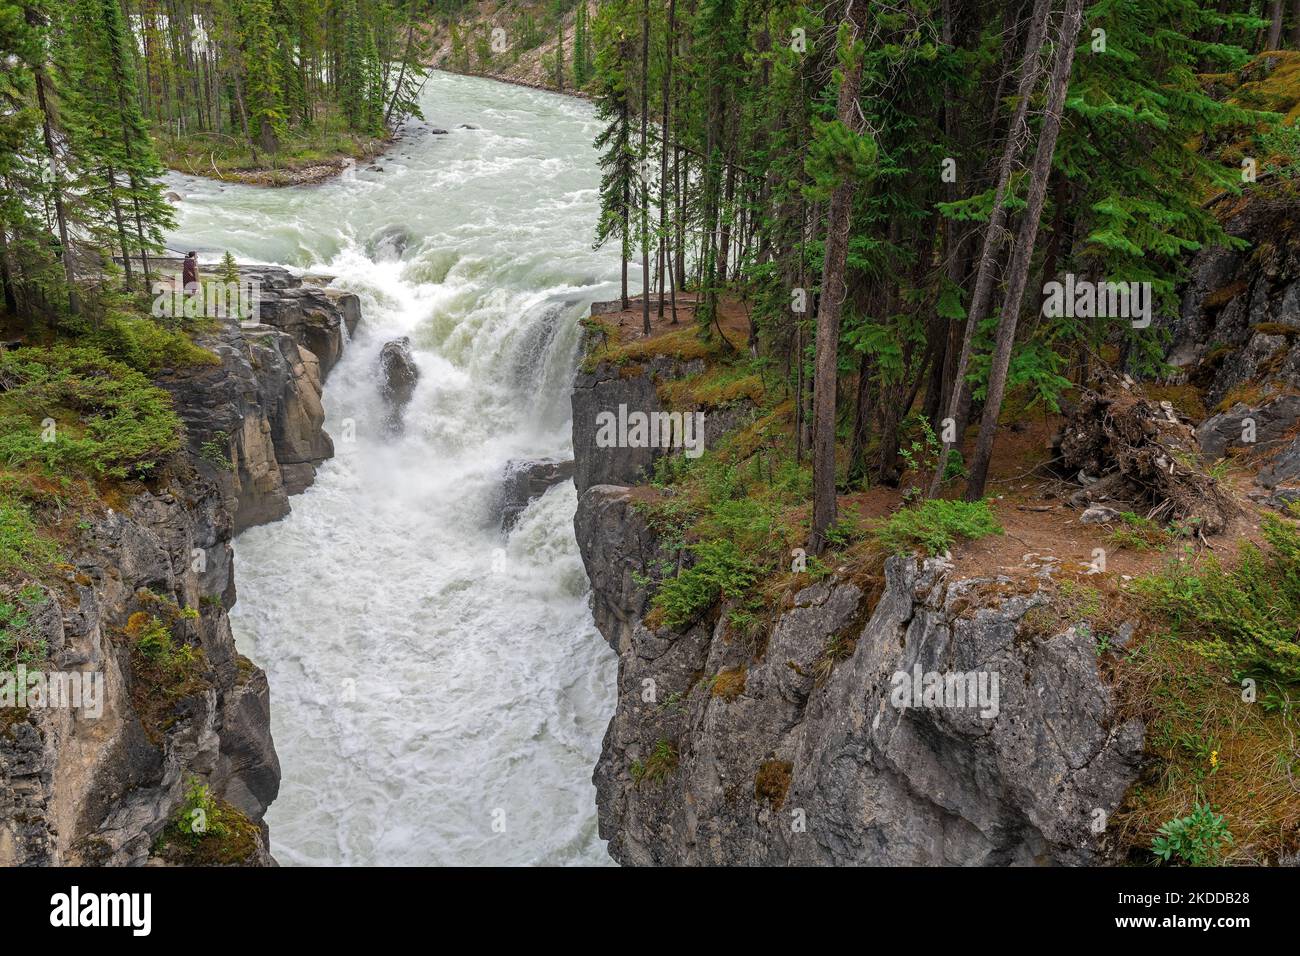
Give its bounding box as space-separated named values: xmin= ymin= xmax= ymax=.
xmin=570 ymin=323 xmax=755 ymax=495
xmin=1 ymin=259 xmax=357 ymax=865
xmin=575 ymin=485 xmax=1146 ymax=866
xmin=1163 ymin=197 xmax=1300 ymax=407
xmin=159 ymin=265 xmax=351 ymax=533
xmin=1196 ymin=395 xmax=1300 ymax=495
xmin=574 ymin=485 xmax=678 ymax=651
xmin=572 ymin=357 xmax=673 ymax=495
xmin=379 ymin=337 xmax=420 ymax=433
xmin=0 ymin=475 xmax=280 ymax=865
xmin=254 ymin=276 xmax=360 ymax=379
xmin=1196 ymin=395 xmax=1300 ymax=460
xmin=1259 ymin=434 xmax=1300 ymax=489
xmin=499 ymin=458 xmax=575 ymax=532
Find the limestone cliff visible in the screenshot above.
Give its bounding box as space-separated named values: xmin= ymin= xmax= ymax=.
xmin=1164 ymin=192 xmax=1300 ymax=507
xmin=160 ymin=266 xmax=359 ymax=534
xmin=571 ymin=317 xmax=1146 ymax=866
xmin=0 ymin=265 xmax=357 ymax=865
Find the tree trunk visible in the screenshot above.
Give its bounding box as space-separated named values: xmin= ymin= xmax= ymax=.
xmin=0 ymin=221 xmax=18 ymax=317
xmin=107 ymin=166 xmax=135 ymax=292
xmin=30 ymin=46 xmax=79 ymax=316
xmin=658 ymin=0 xmax=676 ymax=322
xmin=1267 ymin=0 xmax=1284 ymax=50
xmin=640 ymin=0 xmax=651 ymax=334
xmin=966 ymin=0 xmax=1085 ymax=500
xmin=810 ymin=0 xmax=868 ymax=554
xmin=927 ymin=0 xmax=1053 ymax=498
xmin=621 ymin=91 xmax=630 ymax=311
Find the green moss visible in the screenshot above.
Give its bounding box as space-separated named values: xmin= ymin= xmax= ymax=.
xmin=709 ymin=666 xmax=747 ymax=701
xmin=658 ymin=362 xmax=766 ymax=409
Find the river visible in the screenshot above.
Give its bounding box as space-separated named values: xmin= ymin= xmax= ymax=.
xmin=164 ymin=72 xmax=622 ymax=865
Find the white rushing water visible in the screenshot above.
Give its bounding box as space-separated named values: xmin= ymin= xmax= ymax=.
xmin=165 ymin=72 xmax=624 ymax=865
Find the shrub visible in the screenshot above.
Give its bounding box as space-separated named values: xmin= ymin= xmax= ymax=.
xmin=0 ymin=345 xmax=182 ymax=479
xmin=0 ymin=584 xmax=49 ymax=670
xmin=126 ymin=612 xmax=199 ymax=674
xmin=1151 ymin=801 xmax=1234 ymax=866
xmin=632 ymin=739 xmax=678 ymax=785
xmin=651 ymin=538 xmax=759 ymax=630
xmin=1106 ymin=512 xmax=1169 ymax=552
xmin=173 ymin=776 xmax=230 ymax=841
xmin=871 ymin=498 xmax=1003 ymax=556
xmin=89 ymin=315 xmax=219 ymax=374
xmin=1133 ymin=516 xmax=1300 ymax=684
xmin=153 ymin=774 xmax=262 ymax=864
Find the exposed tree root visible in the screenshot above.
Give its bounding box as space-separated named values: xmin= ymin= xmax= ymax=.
xmin=1055 ymin=378 xmax=1235 ymax=535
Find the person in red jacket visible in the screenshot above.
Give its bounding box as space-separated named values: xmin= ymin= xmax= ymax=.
xmin=182 ymin=251 xmax=199 ymax=296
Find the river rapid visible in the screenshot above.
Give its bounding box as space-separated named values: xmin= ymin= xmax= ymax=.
xmin=165 ymin=71 xmax=623 ymax=865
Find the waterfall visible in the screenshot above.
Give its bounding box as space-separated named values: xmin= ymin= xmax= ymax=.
xmin=165 ymin=72 xmax=624 ymax=865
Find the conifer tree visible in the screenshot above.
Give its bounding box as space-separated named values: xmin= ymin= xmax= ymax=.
xmin=593 ymin=0 xmax=635 ymax=309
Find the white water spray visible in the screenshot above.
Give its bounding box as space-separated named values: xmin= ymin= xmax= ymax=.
xmin=166 ymin=73 xmax=623 ymax=865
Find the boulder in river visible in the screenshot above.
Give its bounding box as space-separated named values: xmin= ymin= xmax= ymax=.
xmin=380 ymin=337 xmax=420 ymax=433
xmin=499 ymin=458 xmax=576 ymax=532
xmin=368 ymin=224 xmax=410 ymax=261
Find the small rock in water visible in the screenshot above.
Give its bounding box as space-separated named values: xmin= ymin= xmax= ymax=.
xmin=367 ymin=224 xmax=410 ymax=262
xmin=379 ymin=337 xmax=420 ymax=434
xmin=499 ymin=459 xmax=576 ymax=532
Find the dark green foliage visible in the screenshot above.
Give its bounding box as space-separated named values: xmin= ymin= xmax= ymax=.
xmin=1134 ymin=516 xmax=1300 ymax=685
xmin=651 ymin=537 xmax=759 ymax=630
xmin=1152 ymin=801 xmax=1234 ymax=866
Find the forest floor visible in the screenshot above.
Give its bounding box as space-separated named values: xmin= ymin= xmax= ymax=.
xmin=590 ymin=291 xmax=1272 ymax=580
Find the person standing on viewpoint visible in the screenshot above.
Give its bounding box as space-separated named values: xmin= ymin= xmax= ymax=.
xmin=182 ymin=251 xmax=199 ymax=296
